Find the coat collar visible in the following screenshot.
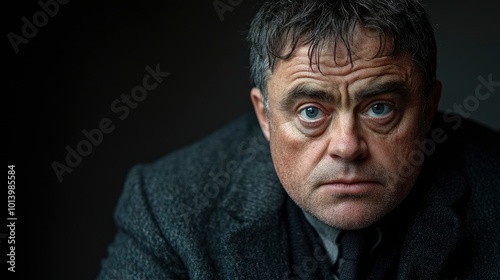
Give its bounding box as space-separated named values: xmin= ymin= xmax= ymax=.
xmin=217 ymin=130 xmax=290 ymax=278
xmin=396 ymin=138 xmax=469 ymax=279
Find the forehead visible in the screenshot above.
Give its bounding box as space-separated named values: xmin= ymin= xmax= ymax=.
xmin=268 ymin=26 xmax=418 ymax=90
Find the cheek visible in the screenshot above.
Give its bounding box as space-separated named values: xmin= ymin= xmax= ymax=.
xmin=269 ymin=122 xmax=326 ymax=191
xmin=367 ymin=116 xmax=425 ymax=187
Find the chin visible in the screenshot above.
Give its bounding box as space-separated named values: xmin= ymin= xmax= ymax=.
xmin=308 ymin=198 xmax=393 ymax=230
xmin=327 ymin=217 xmax=378 ymax=230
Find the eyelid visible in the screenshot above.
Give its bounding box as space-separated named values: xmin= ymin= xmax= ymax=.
xmin=298 ymin=103 xmax=329 ymax=117
xmin=296 ymin=102 xmax=328 ymax=113
xmin=363 ymin=99 xmax=394 ymax=111
xmin=296 ymin=103 xmax=329 ymax=128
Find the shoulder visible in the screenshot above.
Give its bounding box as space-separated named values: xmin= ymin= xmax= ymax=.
xmin=431 ymin=112 xmax=500 ymax=218
xmin=113 ymin=112 xmax=279 ymax=234
xmin=400 ymin=113 xmax=500 ymax=277
xmin=430 ymin=112 xmax=500 ymax=174
xmin=100 ymin=113 xmax=285 ymax=279
xmin=418 ymin=113 xmax=500 ymax=232
xmin=414 ymin=112 xmax=499 ymax=202
xmin=434 ymin=113 xmax=500 ymax=265
xmin=439 ymin=113 xmax=499 ymax=182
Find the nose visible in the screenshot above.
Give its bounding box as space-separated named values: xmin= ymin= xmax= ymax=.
xmin=327 ymin=114 xmax=368 ymax=162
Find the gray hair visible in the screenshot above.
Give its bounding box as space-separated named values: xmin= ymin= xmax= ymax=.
xmin=246 ymin=0 xmax=437 ymax=108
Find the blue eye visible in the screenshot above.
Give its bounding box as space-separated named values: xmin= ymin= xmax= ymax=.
xmin=367 ymin=103 xmax=392 ymax=117
xmin=300 ymin=106 xmax=323 ymax=120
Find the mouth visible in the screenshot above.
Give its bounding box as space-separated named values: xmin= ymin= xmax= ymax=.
xmin=319 ymin=180 xmax=379 ymax=197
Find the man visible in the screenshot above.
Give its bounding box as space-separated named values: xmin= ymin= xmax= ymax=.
xmin=98 ymin=0 xmax=500 ymax=279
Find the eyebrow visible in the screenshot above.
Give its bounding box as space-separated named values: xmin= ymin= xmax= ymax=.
xmin=279 ymin=80 xmax=410 ymax=111
xmin=279 ymin=84 xmax=334 ymax=111
xmin=357 ymin=80 xmax=410 ymax=100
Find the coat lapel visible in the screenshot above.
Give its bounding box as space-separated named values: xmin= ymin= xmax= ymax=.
xmin=397 ymin=159 xmax=468 ymax=279
xmin=216 ymin=133 xmax=290 ymax=279
xmin=397 ymin=205 xmax=463 ymax=279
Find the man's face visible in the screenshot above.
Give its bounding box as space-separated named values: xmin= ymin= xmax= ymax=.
xmin=251 ymin=27 xmax=440 ymax=230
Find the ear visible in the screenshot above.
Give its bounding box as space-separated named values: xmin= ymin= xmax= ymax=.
xmin=425 ymin=80 xmax=442 ymax=132
xmin=250 ymin=87 xmax=270 ymax=141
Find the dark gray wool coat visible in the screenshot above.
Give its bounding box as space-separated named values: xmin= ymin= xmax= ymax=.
xmin=97 ymin=112 xmax=500 ymax=280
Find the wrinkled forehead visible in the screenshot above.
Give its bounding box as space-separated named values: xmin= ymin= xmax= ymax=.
xmin=277 ymin=25 xmax=400 ymax=70
xmin=267 ymin=25 xmax=422 ymax=96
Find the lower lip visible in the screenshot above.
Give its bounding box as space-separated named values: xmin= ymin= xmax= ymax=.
xmin=320 ymin=182 xmax=379 ymax=196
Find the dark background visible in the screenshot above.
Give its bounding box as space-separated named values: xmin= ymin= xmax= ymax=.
xmin=3 ymin=0 xmax=499 ymax=279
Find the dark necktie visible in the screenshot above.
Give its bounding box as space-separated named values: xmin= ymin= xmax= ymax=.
xmin=337 ymin=228 xmax=377 ymax=280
